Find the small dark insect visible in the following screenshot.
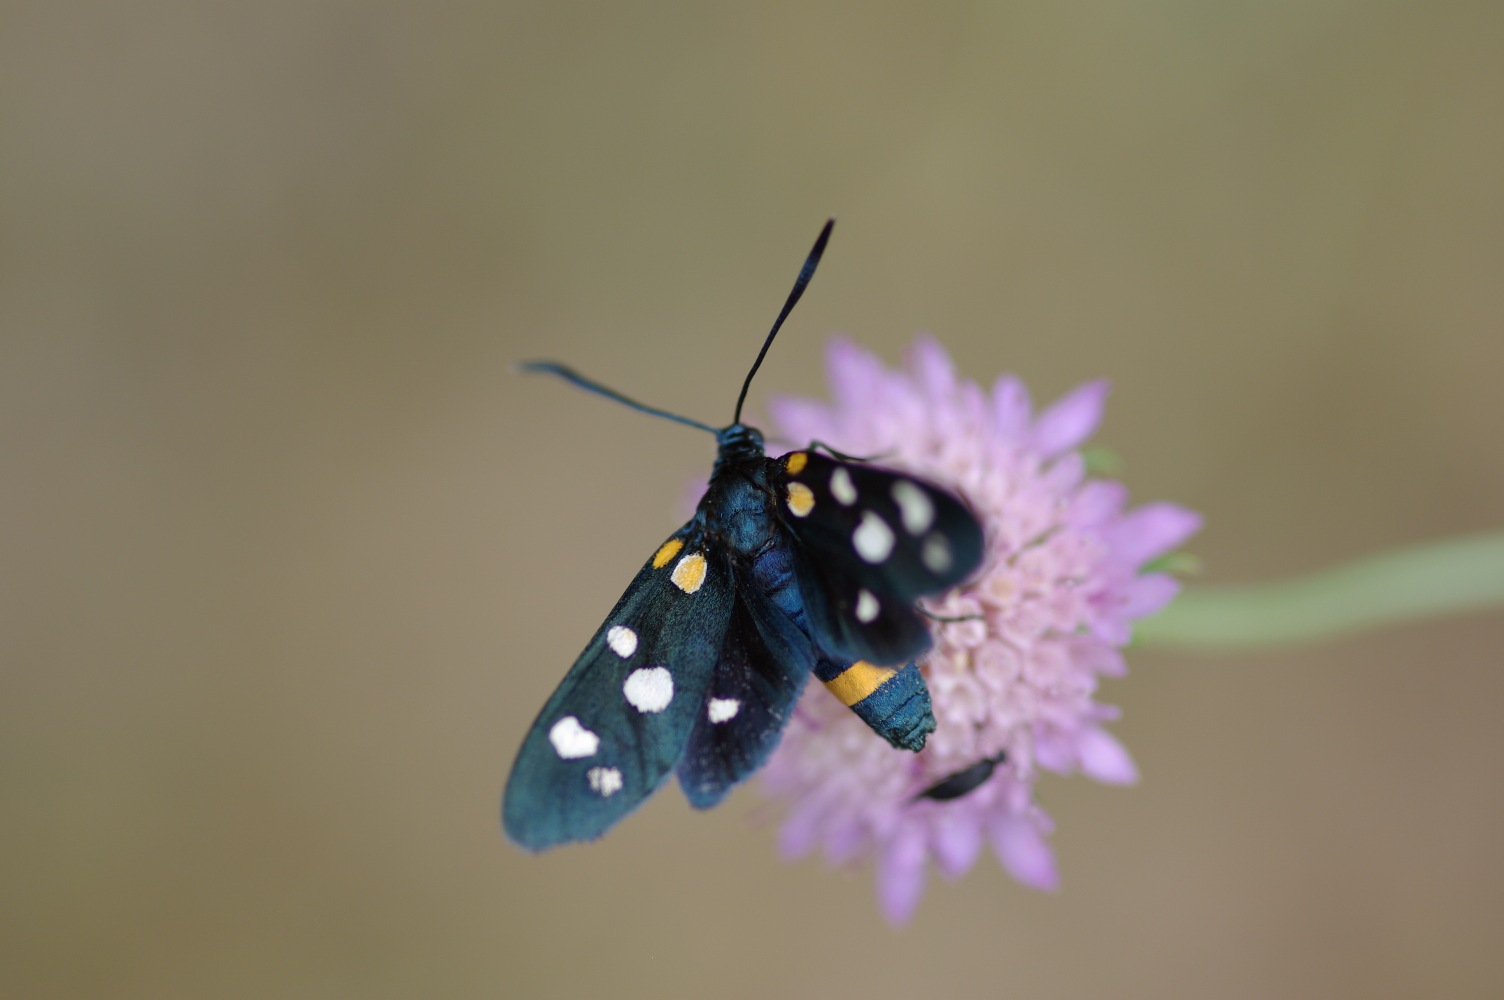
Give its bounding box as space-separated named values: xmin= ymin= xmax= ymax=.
xmin=503 ymin=221 xmax=986 ymax=851
xmin=913 ymin=751 xmax=1009 ymax=802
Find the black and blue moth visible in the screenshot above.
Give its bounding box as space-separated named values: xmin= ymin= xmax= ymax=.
xmin=503 ymin=221 xmax=984 ymax=851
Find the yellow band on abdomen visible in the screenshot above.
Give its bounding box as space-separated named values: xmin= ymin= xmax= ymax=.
xmin=822 ymin=660 xmax=896 ymax=707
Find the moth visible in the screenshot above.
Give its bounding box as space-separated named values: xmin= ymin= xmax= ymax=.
xmin=504 ymin=220 xmax=985 ymax=851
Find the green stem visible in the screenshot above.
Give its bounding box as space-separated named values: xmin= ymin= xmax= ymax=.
xmin=1136 ymin=531 xmax=1504 ymax=650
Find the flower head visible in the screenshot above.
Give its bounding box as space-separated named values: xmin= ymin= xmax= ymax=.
xmin=760 ymin=336 xmax=1201 ymax=923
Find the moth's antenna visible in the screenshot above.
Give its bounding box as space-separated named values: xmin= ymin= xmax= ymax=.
xmin=517 ymin=361 xmax=718 ymax=435
xmin=732 ymin=218 xmax=835 ymax=425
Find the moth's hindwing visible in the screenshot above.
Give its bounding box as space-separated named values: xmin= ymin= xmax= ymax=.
xmin=675 ymin=571 xmax=814 ymax=808
xmin=502 ymin=528 xmax=734 ymax=851
xmin=770 ymin=450 xmax=985 ymax=665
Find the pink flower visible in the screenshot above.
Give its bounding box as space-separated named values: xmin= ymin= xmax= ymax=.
xmin=759 ymin=336 xmax=1201 ymax=924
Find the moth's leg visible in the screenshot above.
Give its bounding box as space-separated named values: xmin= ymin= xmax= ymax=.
xmin=807 ymin=439 xmax=893 ymax=464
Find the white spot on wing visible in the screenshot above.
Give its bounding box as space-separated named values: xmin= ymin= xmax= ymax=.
xmin=853 ymin=511 xmax=895 ymax=563
xmin=707 ymin=697 xmax=740 ymax=723
xmin=606 ymin=625 xmax=637 ymax=658
xmin=891 ymin=480 xmax=935 ymax=534
xmin=922 ymin=534 xmax=953 ymax=573
xmin=855 ymin=589 xmax=880 ymax=623
xmin=830 ymin=467 xmax=857 ymax=505
xmin=548 ymin=716 xmax=599 ymax=759
xmin=587 ymin=766 xmax=623 ymax=796
xmin=623 ymin=666 xmax=674 ymax=713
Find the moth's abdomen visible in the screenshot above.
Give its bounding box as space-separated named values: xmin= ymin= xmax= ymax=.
xmin=814 ymin=658 xmax=934 ymax=752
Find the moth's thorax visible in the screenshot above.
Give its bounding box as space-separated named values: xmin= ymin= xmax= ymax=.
xmin=703 ymin=431 xmax=777 ymax=556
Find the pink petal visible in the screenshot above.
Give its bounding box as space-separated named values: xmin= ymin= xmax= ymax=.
xmin=1032 ymin=732 xmax=1074 ymax=773
xmin=1039 ymin=451 xmax=1086 ymax=496
xmin=958 ymin=381 xmax=989 ymax=432
xmin=1067 ymin=480 xmax=1128 ymax=527
xmin=825 ymin=336 xmax=886 ymax=412
xmin=1078 ymin=727 xmax=1139 ymax=785
xmin=1062 ymin=638 xmax=1127 ymax=678
xmin=1123 ymin=572 xmax=1181 ymax=618
xmin=1030 ymin=380 xmax=1110 ymax=457
xmin=876 ymin=826 xmax=929 ymax=925
xmin=991 ymin=816 xmax=1060 ymax=891
xmin=1106 ymin=503 xmax=1203 ymax=567
xmin=777 ymin=803 xmax=826 ymax=860
xmin=766 ymin=397 xmax=834 ymax=446
xmin=907 ymin=334 xmax=957 ymax=403
xmin=825 ymin=817 xmax=868 ymax=866
xmin=991 ymin=375 xmax=1033 ymax=439
xmin=932 ymin=815 xmax=985 ymax=880
xmin=1090 ymin=703 xmax=1124 ymax=723
xmin=1090 ymin=614 xmax=1132 ymax=647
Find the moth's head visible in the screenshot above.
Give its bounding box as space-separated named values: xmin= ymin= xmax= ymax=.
xmin=714 ymin=423 xmax=765 ymax=466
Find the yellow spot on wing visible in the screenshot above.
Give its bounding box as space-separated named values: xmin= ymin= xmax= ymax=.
xmin=823 ymin=661 xmax=896 ymax=707
xmin=785 ymin=451 xmax=808 ymax=475
xmin=786 ymin=482 xmax=815 ymax=518
xmin=652 ymin=538 xmax=684 ymax=569
xmin=671 ymin=552 xmax=707 ymax=593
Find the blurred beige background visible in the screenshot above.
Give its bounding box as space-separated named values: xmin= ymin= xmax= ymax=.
xmin=4 ymin=3 xmax=1502 ymax=998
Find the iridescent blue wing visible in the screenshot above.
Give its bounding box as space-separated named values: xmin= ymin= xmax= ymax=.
xmin=675 ymin=573 xmax=813 ymax=809
xmin=769 ymin=450 xmax=985 ymax=665
xmin=502 ymin=526 xmax=734 ymax=852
